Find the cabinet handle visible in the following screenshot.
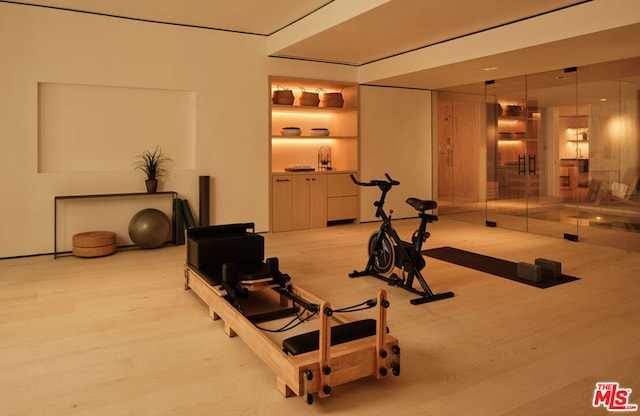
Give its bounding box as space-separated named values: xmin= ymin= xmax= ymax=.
xmin=276 ymin=179 xmax=290 ymax=182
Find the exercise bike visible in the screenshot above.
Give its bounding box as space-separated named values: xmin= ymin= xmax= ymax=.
xmin=349 ymin=173 xmax=454 ymax=305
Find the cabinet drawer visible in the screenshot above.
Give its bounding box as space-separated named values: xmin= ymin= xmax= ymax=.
xmin=328 ymin=196 xmax=358 ymax=221
xmin=328 ymin=173 xmax=357 ymax=197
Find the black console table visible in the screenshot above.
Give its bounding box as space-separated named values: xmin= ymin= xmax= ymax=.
xmin=54 ymin=191 xmax=178 ymax=258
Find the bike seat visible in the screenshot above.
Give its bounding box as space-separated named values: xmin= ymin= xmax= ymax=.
xmin=406 ymin=197 xmax=437 ymax=212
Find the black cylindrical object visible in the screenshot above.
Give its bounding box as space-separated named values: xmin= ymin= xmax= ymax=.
xmin=199 ymin=175 xmax=210 ymax=226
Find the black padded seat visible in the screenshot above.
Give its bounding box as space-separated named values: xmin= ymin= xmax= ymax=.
xmin=282 ymin=319 xmax=378 ymax=356
xmin=406 ymin=197 xmax=437 ymax=212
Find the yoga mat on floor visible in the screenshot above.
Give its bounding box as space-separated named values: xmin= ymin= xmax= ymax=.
xmin=422 ymin=246 xmax=580 ymax=288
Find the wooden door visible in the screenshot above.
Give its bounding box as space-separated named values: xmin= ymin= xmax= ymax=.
xmin=452 ymin=100 xmax=480 ymax=203
xmin=292 ymin=175 xmax=311 ymax=230
xmin=437 ymin=95 xmax=481 ymax=205
xmin=271 ymin=175 xmax=293 ymax=232
xmin=437 ymin=101 xmax=454 ymax=200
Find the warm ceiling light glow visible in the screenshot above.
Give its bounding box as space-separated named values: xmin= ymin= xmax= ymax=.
xmin=272 ymin=110 xmax=332 ymax=119
xmin=497 ymin=119 xmax=519 ymax=126
xmin=272 ymin=138 xmax=333 ymax=145
xmin=600 ymin=98 xmax=607 ymax=101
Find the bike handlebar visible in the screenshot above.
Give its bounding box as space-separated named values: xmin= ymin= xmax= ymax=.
xmin=350 ymin=173 xmax=400 ymax=188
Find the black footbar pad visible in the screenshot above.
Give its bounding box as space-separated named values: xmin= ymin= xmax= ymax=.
xmin=282 ymin=319 xmax=377 ymax=356
xmin=194 ymin=262 xmax=270 ymax=286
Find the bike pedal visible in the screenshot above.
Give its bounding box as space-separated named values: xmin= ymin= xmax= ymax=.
xmin=389 ymin=274 xmax=404 ymax=286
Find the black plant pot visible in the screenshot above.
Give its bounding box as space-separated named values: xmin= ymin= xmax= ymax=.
xmin=145 ymin=179 xmax=158 ymax=193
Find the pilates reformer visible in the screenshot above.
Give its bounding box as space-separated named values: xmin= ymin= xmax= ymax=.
xmin=182 ymin=223 xmax=400 ymax=404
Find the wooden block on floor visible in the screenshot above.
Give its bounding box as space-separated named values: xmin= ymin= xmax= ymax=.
xmin=517 ymin=262 xmax=542 ymax=282
xmin=535 ymin=258 xmax=562 ymax=278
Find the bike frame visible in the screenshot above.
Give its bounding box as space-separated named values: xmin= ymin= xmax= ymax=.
xmin=350 ymin=174 xmax=454 ymax=305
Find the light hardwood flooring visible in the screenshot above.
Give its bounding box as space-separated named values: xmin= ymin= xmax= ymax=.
xmin=1 ymin=218 xmax=639 ymax=415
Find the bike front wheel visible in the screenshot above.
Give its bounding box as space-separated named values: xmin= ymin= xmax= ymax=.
xmin=368 ymin=232 xmax=395 ymax=274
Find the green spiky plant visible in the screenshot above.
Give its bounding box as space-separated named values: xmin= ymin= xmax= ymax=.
xmin=134 ymin=145 xmax=172 ymax=180
xmin=134 ymin=145 xmax=172 ymax=193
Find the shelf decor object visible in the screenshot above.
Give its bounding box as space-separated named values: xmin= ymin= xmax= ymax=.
xmin=321 ymin=90 xmax=344 ymax=108
xmin=505 ymin=105 xmax=523 ymax=117
xmin=272 ymin=87 xmax=294 ymax=105
xmin=311 ymin=128 xmax=330 ymax=136
xmin=133 ymin=145 xmax=172 ymax=193
xmin=318 ymin=146 xmax=332 ymax=170
xmin=281 ymin=127 xmax=302 ymax=136
xmin=299 ymin=87 xmax=321 ymax=106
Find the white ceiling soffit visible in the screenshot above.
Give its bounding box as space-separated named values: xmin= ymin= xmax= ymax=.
xmin=369 ymin=24 xmax=640 ymax=91
xmin=268 ymin=0 xmax=586 ymax=65
xmin=13 ymin=0 xmax=334 ymax=35
xmin=359 ymin=0 xmax=640 ymax=90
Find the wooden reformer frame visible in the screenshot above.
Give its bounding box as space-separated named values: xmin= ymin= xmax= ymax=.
xmin=183 ymin=263 xmax=400 ymax=404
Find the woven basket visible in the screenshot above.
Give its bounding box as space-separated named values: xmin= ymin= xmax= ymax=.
xmin=299 ymin=88 xmax=320 ymax=106
xmin=321 ymin=91 xmax=344 ymax=108
xmin=272 ymin=88 xmax=294 ymax=105
xmin=72 ymin=231 xmax=117 ymax=258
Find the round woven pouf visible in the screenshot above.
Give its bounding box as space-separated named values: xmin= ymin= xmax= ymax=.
xmin=128 ymin=208 xmax=171 ymax=249
xmin=72 ymin=231 xmax=117 ymax=258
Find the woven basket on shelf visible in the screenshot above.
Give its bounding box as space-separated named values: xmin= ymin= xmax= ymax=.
xmin=272 ymin=87 xmax=294 ymax=105
xmin=299 ymin=88 xmax=320 ymax=106
xmin=321 ymin=91 xmax=344 ymax=108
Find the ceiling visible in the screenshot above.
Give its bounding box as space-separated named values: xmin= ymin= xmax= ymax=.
xmin=11 ymin=0 xmax=640 ymax=91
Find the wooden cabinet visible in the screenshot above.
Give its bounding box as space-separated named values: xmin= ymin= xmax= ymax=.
xmin=327 ymin=173 xmax=358 ymax=221
xmin=293 ymin=174 xmax=327 ymax=230
xmin=269 ymin=76 xmax=360 ymax=232
xmin=272 ymin=173 xmax=327 ymax=232
xmin=272 ymin=175 xmax=293 ymax=232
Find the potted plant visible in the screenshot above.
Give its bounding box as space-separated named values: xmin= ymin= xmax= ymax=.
xmin=133 ymin=145 xmax=172 ymax=193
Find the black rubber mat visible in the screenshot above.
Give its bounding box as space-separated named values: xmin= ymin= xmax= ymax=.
xmin=422 ymin=246 xmax=580 ymax=288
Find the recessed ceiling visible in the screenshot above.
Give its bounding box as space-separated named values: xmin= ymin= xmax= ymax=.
xmin=14 ymin=0 xmax=333 ymax=35
xmin=10 ymin=0 xmax=640 ymax=91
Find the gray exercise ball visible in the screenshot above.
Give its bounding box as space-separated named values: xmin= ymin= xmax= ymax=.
xmin=128 ymin=208 xmax=171 ymax=249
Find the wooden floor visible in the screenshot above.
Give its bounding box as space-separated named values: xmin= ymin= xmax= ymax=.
xmin=1 ymin=218 xmax=639 ymax=415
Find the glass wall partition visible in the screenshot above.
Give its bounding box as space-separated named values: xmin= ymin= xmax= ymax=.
xmin=437 ymin=57 xmax=640 ymax=251
xmin=576 ymin=74 xmax=640 ymax=243
xmin=484 ymin=75 xmax=530 ymax=233
xmin=519 ymin=67 xmax=581 ymax=241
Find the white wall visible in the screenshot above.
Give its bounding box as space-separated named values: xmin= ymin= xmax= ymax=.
xmin=0 ymin=3 xmax=358 ymax=257
xmin=359 ymin=86 xmax=433 ymax=221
